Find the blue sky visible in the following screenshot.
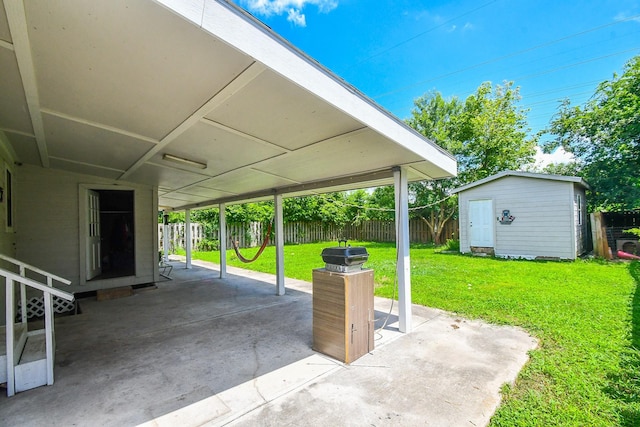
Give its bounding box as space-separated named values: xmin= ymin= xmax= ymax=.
xmin=237 ymin=1 xmax=640 ymax=165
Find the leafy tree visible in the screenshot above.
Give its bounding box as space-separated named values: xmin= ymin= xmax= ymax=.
xmin=191 ymin=207 xmax=219 ymax=226
xmin=313 ymin=193 xmax=349 ymax=226
xmin=407 ymin=90 xmax=463 ymax=153
xmin=158 ymin=211 xmax=185 ymax=223
xmin=344 ymin=189 xmax=371 ymax=225
xmin=545 ymin=55 xmax=640 ymax=210
xmin=226 ymin=202 xmax=273 ymax=223
xmin=191 ymin=208 xmax=219 ymax=240
xmin=284 ymin=193 xmax=349 ymax=225
xmin=541 ymin=161 xmax=581 ymax=177
xmin=405 ymin=82 xmax=537 ymax=243
xmin=406 ymin=91 xmax=464 ymax=243
xmin=366 ymin=186 xmax=395 ymax=221
xmin=454 ymin=81 xmax=537 ymax=183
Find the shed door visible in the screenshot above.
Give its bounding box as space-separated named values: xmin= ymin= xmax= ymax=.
xmin=469 ymin=199 xmax=494 ymax=247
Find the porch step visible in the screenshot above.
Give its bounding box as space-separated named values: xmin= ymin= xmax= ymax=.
xmin=0 ymin=323 xmax=28 ymax=384
xmin=15 ymin=332 xmax=48 ymax=393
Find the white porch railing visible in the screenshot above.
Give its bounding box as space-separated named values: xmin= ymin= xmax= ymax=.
xmin=0 ymin=254 xmax=74 ymax=396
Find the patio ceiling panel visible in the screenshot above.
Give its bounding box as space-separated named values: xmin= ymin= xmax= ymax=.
xmin=42 ymin=112 xmax=157 ymax=173
xmin=156 ymin=120 xmax=289 ymax=175
xmin=48 ymin=158 xmax=124 ymax=181
xmin=125 ymin=163 xmax=211 ymax=191
xmin=1 ymin=133 xmax=39 ymax=165
xmin=158 ymin=191 xmax=219 ymax=205
xmin=252 ymin=128 xmax=423 ymax=184
xmin=24 ymin=0 xmax=253 ymax=141
xmin=0 ymin=48 xmax=33 ymax=135
xmin=0 ymin=2 xmax=10 ymax=41
xmin=174 ymin=185 xmax=237 ymax=199
xmin=202 ymin=168 xmax=298 ymax=192
xmin=204 ymin=69 xmax=364 ymax=152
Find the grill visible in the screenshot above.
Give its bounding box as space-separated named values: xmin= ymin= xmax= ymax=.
xmin=321 ymin=240 xmax=369 ymax=272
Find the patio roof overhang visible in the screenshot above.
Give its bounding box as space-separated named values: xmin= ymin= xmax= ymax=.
xmin=0 ymin=0 xmax=456 ymax=211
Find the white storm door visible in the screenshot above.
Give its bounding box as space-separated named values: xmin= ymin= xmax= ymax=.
xmin=86 ymin=190 xmax=102 ymax=280
xmin=469 ymin=199 xmax=494 ymax=247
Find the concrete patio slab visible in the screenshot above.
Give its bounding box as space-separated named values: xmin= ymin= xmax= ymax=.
xmin=0 ymin=259 xmax=537 ymax=426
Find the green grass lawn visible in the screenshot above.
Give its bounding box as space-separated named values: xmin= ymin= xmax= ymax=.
xmin=177 ymin=242 xmax=639 ymax=426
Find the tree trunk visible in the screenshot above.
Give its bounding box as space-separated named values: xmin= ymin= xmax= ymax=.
xmin=418 ymin=206 xmax=456 ymax=245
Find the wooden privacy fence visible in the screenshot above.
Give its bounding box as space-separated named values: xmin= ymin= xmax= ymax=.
xmin=160 ymin=220 xmax=459 ymax=251
xmin=159 ymin=223 xmax=204 ymax=253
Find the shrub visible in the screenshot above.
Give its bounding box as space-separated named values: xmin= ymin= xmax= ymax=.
xmin=443 ymin=238 xmax=460 ymax=251
xmin=197 ymin=238 xmax=219 ymax=252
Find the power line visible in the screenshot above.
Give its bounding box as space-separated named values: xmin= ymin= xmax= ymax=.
xmin=522 ymin=80 xmax=602 ymax=99
xmin=523 ymin=91 xmax=595 ymax=108
xmin=335 ymin=195 xmax=456 ymax=213
xmin=349 ymin=0 xmax=500 ymax=69
xmin=372 ymin=13 xmax=640 ymax=100
xmin=416 ymin=48 xmax=638 ymax=104
xmin=509 ymin=47 xmax=640 ymax=83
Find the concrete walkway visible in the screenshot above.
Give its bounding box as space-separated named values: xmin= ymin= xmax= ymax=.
xmin=1 ymin=259 xmax=537 ymax=426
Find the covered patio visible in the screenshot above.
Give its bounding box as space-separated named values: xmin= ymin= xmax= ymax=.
xmin=1 ymin=0 xmax=457 ymax=336
xmin=0 ymin=260 xmax=536 ymax=426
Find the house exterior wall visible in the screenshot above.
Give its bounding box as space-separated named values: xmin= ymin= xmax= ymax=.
xmin=458 ymin=176 xmax=578 ymax=260
xmin=15 ymin=164 xmax=159 ymax=294
xmin=0 ymin=147 xmax=16 ymax=258
xmin=0 ymin=141 xmax=17 ymax=325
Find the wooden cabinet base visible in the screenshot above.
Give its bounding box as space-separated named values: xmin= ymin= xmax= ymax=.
xmin=312 ymin=268 xmax=374 ymax=363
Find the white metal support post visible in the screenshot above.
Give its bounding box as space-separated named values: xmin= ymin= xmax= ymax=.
xmin=44 ymin=278 xmax=54 ymax=385
xmin=394 ymin=166 xmax=412 ymax=333
xmin=274 ymin=193 xmax=285 ymax=296
xmin=6 ymin=277 xmax=15 ymax=396
xmin=185 ymin=209 xmax=192 ymax=269
xmin=219 ymin=203 xmax=227 ymax=279
xmin=162 ymin=211 xmax=169 ymax=263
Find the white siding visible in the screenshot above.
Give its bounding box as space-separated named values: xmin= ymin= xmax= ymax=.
xmin=459 ymin=176 xmax=577 ymax=259
xmin=0 ymin=156 xmax=16 ymax=258
xmin=0 ymin=144 xmax=17 ymax=326
xmin=16 ymin=164 xmax=156 ymax=293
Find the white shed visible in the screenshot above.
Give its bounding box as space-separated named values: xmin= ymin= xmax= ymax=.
xmin=452 ymin=171 xmax=590 ymax=260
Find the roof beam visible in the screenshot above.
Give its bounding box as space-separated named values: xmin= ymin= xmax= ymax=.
xmin=4 ymin=0 xmax=49 ymax=167
xmin=173 ymin=168 xmax=395 ymax=211
xmin=118 ymin=60 xmax=267 ymax=181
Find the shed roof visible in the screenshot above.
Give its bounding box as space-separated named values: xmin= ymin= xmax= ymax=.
xmin=0 ymin=0 xmax=456 ymax=211
xmin=451 ymin=170 xmax=590 ymax=194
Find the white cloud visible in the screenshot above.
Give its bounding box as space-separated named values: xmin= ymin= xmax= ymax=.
xmin=533 ymin=146 xmax=575 ymax=168
xmin=445 ymin=22 xmax=474 ymax=33
xmin=614 ymin=11 xmax=640 ymax=24
xmin=242 ymin=0 xmax=338 ymax=26
xmin=287 ymin=8 xmax=306 ymax=26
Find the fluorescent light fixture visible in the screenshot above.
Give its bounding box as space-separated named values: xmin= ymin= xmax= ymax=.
xmin=162 ymin=153 xmax=207 ymax=169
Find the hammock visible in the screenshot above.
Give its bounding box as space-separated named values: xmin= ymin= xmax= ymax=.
xmin=231 ymin=222 xmax=273 ymax=263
